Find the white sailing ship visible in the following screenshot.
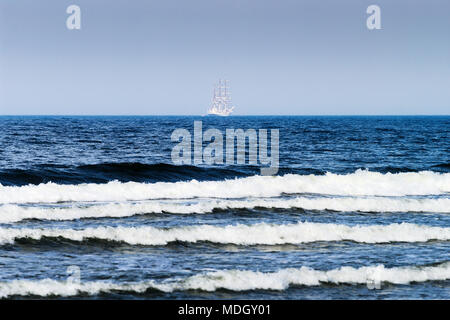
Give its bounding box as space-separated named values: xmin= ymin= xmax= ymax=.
xmin=207 ymin=80 xmax=235 ymax=116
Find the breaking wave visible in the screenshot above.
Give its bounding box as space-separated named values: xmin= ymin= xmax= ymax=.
xmin=1 ymin=222 xmax=449 ymax=245
xmin=1 ymin=196 xmax=449 ymax=223
xmin=1 ymin=262 xmax=449 ymax=297
xmin=0 ymin=163 xmax=251 ymax=186
xmin=0 ymin=170 xmax=448 ymax=204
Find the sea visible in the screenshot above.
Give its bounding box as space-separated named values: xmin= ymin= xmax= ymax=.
xmin=0 ymin=115 xmax=449 ymax=299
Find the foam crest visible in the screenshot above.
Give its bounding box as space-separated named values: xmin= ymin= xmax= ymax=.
xmin=0 ymin=170 xmax=448 ymax=204
xmin=166 ymin=262 xmax=450 ymax=292
xmin=0 ymin=279 xmax=152 ymax=298
xmin=1 ymin=196 xmax=449 ymax=223
xmin=1 ymin=262 xmax=449 ymax=297
xmin=0 ymin=222 xmax=449 ymax=245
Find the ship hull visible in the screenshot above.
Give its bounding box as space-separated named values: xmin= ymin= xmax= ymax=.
xmin=206 ymin=113 xmax=230 ymax=117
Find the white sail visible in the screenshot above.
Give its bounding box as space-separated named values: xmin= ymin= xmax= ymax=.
xmin=207 ymin=80 xmax=235 ymax=116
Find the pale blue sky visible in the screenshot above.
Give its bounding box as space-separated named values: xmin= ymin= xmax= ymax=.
xmin=0 ymin=0 xmax=449 ymax=115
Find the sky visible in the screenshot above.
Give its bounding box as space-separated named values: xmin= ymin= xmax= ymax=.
xmin=0 ymin=0 xmax=449 ymax=115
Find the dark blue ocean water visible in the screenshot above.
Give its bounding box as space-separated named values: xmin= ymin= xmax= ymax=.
xmin=0 ymin=116 xmax=449 ymax=299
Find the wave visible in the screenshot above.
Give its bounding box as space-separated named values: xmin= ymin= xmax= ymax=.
xmin=3 ymin=161 xmax=449 ymax=187
xmin=75 ymin=162 xmax=250 ymax=183
xmin=1 ymin=222 xmax=449 ymax=245
xmin=0 ymin=170 xmax=448 ymax=204
xmin=0 ymin=163 xmax=250 ymax=186
xmin=1 ymin=262 xmax=449 ymax=297
xmin=4 ymin=161 xmax=448 ymax=187
xmin=431 ymin=162 xmax=450 ymax=172
xmin=1 ymin=196 xmax=449 ymax=223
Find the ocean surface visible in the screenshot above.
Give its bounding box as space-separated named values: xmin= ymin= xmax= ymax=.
xmin=0 ymin=115 xmax=449 ymax=299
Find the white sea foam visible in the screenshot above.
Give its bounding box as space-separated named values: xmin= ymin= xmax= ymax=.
xmin=0 ymin=196 xmax=449 ymax=223
xmin=0 ymin=278 xmax=152 ymax=298
xmin=0 ymin=222 xmax=449 ymax=245
xmin=0 ymin=170 xmax=448 ymax=204
xmin=162 ymin=262 xmax=450 ymax=292
xmin=1 ymin=262 xmax=449 ymax=297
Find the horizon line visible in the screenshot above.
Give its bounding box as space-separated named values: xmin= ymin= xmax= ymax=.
xmin=0 ymin=114 xmax=449 ymax=117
